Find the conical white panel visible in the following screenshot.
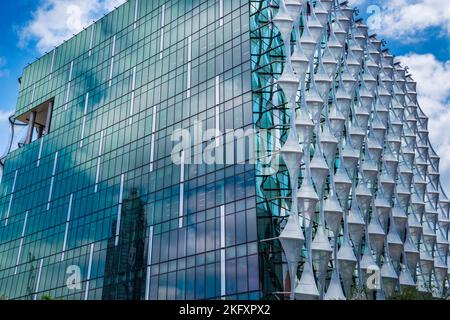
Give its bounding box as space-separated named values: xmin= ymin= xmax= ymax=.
xmin=294 ymin=262 xmax=320 ymax=300
xmin=258 ymin=0 xmax=450 ymax=300
xmin=324 ymin=268 xmax=346 ymax=300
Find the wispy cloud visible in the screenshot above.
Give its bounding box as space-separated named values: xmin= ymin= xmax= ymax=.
xmin=0 ymin=109 xmax=13 ymax=123
xmin=350 ymin=0 xmax=367 ymax=6
xmin=0 ymin=57 xmax=10 ymax=78
xmin=19 ymin=0 xmax=126 ymax=54
xmin=396 ymin=53 xmax=450 ymax=192
xmin=365 ymin=0 xmax=450 ymax=42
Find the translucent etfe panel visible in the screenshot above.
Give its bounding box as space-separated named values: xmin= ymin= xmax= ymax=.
xmin=145 ymin=225 xmax=154 ymax=300
xmin=219 ymin=0 xmax=224 ymax=27
xmin=220 ymin=205 xmax=226 ymax=297
xmin=134 ymin=0 xmax=139 ymax=29
xmin=46 ymin=151 xmax=58 ymax=210
xmin=80 ymin=93 xmax=89 ymax=148
xmin=115 ymin=173 xmax=125 ymax=246
xmin=37 ymin=137 xmax=44 ymax=167
xmin=84 ymin=243 xmax=95 ymax=300
xmin=33 ymin=259 xmax=44 ymax=300
xmin=109 ymin=35 xmax=116 ymax=88
xmin=88 ymin=24 xmax=95 ymax=57
xmin=178 ymin=150 xmax=185 ymax=228
xmin=129 ymin=66 xmax=137 ymax=124
xmin=4 ymin=170 xmax=18 ymax=226
xmin=94 ymin=131 xmax=104 ymax=193
xmin=49 ymin=49 xmax=56 ymax=80
xmin=14 ymin=211 xmax=28 ymax=274
xmin=61 ymin=194 xmax=73 ymax=261
xmin=187 ymin=35 xmax=192 ymax=98
xmin=159 ymin=4 xmax=166 ymax=60
xmin=64 ymin=61 xmax=74 ymax=109
xmin=149 ymin=105 xmax=158 ymax=172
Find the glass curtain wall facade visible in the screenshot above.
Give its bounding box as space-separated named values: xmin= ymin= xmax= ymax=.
xmin=0 ymin=0 xmax=259 ymax=300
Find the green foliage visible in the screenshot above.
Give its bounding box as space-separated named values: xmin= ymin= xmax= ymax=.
xmin=40 ymin=295 xmax=63 ymax=301
xmin=389 ymin=287 xmax=448 ymax=300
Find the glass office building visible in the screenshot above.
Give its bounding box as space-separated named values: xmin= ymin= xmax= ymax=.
xmin=0 ymin=0 xmax=448 ymax=300
xmin=0 ymin=0 xmax=259 ymax=300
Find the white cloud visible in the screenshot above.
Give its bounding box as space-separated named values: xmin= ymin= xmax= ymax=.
xmin=0 ymin=110 xmax=12 ymax=123
xmin=366 ymin=0 xmax=450 ymax=41
xmin=19 ymin=0 xmax=126 ymax=54
xmin=350 ymin=0 xmax=367 ymax=6
xmin=396 ymin=53 xmax=450 ymax=193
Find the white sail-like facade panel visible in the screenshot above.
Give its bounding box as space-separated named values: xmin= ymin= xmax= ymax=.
xmin=253 ymin=0 xmax=449 ymax=299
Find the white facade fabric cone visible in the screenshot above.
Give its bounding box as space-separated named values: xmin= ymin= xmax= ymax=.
xmin=310 ymin=146 xmax=329 ymax=193
xmin=297 ymin=178 xmax=319 ymax=228
xmin=387 ymin=223 xmax=404 ymax=262
xmin=295 ymin=261 xmax=320 ymax=300
xmin=368 ymin=214 xmax=385 ymax=255
xmin=324 ymin=193 xmax=343 ymax=234
xmin=337 ymin=239 xmax=357 ymax=294
xmin=324 ymin=267 xmax=346 ymax=300
xmin=262 ymin=0 xmax=450 ymax=300
xmin=279 ymin=213 xmax=304 ymax=299
xmin=311 ymin=225 xmax=332 ymax=277
xmin=296 ymin=108 xmax=314 ymax=145
xmin=381 ymin=257 xmax=398 ymax=298
xmin=348 ymin=202 xmax=365 ymax=247
xmin=399 ymin=264 xmax=416 ymax=290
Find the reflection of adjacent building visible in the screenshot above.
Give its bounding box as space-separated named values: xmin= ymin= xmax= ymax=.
xmin=102 ymin=188 xmax=146 ymax=300
xmin=26 ymin=253 xmax=37 ymax=300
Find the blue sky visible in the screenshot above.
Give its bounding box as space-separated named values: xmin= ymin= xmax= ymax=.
xmin=0 ymin=1 xmax=36 ymax=118
xmin=0 ymin=0 xmax=449 ymax=192
xmin=0 ymin=0 xmax=125 ymax=155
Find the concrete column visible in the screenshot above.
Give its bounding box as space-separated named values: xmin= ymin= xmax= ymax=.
xmin=25 ymin=111 xmax=37 ymax=145
xmin=45 ymin=101 xmax=53 ymax=135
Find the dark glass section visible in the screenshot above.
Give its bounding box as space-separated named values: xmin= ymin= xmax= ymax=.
xmin=102 ymin=189 xmax=146 ymax=300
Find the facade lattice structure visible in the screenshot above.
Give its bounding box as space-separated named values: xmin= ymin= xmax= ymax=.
xmin=251 ymin=0 xmax=449 ymax=299
xmin=0 ymin=0 xmax=448 ymax=300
